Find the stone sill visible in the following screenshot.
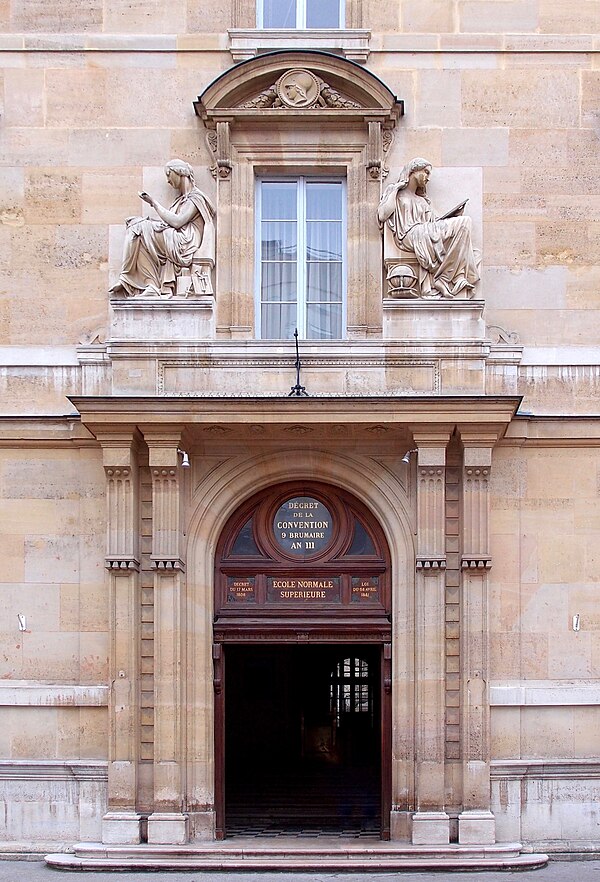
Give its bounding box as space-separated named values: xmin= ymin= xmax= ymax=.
xmin=228 ymin=28 xmax=371 ymax=63
xmin=490 ymin=681 xmax=600 ymax=706
xmin=0 ymin=681 xmax=108 ymax=706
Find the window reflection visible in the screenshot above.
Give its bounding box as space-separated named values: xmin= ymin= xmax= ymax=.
xmin=330 ymin=656 xmax=373 ymax=725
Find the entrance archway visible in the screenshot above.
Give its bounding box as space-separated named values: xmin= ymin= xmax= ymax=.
xmin=213 ymin=482 xmax=392 ymax=839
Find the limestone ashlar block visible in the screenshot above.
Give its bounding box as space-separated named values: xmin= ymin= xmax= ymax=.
xmin=82 ymin=170 xmax=143 ymax=224
xmin=459 ymin=0 xmax=538 ymax=32
xmin=566 ymin=266 xmax=600 ymax=309
xmin=539 ymin=0 xmax=600 ymax=34
xmin=0 ymin=368 xmax=81 ymax=414
xmin=69 ymin=129 xmax=171 ymax=168
xmin=393 ymin=129 xmax=443 ymax=168
xmin=57 ymin=707 xmax=108 ymax=758
xmin=411 ymin=811 xmax=450 ymax=845
xmin=100 ymin=69 xmax=203 ymax=128
xmin=102 ymin=811 xmax=142 ymax=845
xmin=365 ymin=0 xmax=401 ymax=30
xmin=103 ymin=0 xmax=186 ymax=34
xmin=186 ymin=0 xmax=239 ymax=33
xmin=45 ymin=68 xmax=109 ymax=129
xmin=489 ymin=632 xmax=524 ymax=679
xmin=401 ymin=0 xmax=455 ymax=32
xmin=490 ymin=707 xmax=521 ymax=758
xmin=3 ymin=69 xmax=45 ymax=128
xmin=442 ymin=128 xmax=508 ymax=167
xmin=484 ymin=221 xmax=536 ymax=267
xmin=147 ymin=812 xmax=189 ymax=845
xmin=9 ymin=0 xmax=102 ymax=31
xmin=24 ymin=169 xmax=82 ymax=224
xmin=458 ymin=809 xmax=496 ymax=845
xmin=462 ymin=70 xmax=580 ymax=128
xmin=483 ymin=266 xmax=567 ymax=310
xmin=509 ymin=128 xmax=570 ymax=168
xmin=0 ymin=534 xmax=25 ymax=582
xmin=416 ymin=70 xmax=462 ymax=127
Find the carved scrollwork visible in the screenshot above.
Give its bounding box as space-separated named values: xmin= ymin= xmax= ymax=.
xmin=242 ymin=69 xmax=360 ymax=111
xmin=487 ymin=325 xmax=521 ymax=345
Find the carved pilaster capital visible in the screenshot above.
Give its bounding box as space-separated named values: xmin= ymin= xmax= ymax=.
xmin=464 ymin=465 xmax=491 ymax=482
xmin=418 ymin=465 xmax=445 ymax=482
xmin=100 ymin=438 xmax=140 ymax=566
xmin=105 ymin=466 xmax=132 ymax=480
xmin=150 ymin=466 xmax=179 ymax=484
xmin=462 ymin=451 xmax=492 ymax=564
xmin=146 ymin=438 xmax=186 ymax=569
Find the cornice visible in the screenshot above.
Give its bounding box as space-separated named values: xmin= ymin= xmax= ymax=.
xmin=69 ymin=395 xmax=522 ymax=437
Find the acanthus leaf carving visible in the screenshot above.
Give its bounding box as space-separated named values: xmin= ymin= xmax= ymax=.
xmin=242 ymin=69 xmax=360 ymax=111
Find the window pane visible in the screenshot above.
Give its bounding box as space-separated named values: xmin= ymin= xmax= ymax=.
xmin=307 ymin=221 xmax=342 ymax=261
xmin=307 ymin=303 xmax=342 ymax=339
xmin=306 ymin=0 xmax=340 ymax=27
xmin=306 ymin=182 xmax=342 ymax=220
xmin=262 ymin=0 xmax=296 ymax=27
xmin=230 ymin=519 xmax=260 ymax=556
xmin=348 ymin=518 xmax=377 ymax=555
xmin=261 ymin=221 xmax=297 ymax=260
xmin=307 ymin=262 xmax=342 ymax=302
xmin=261 ymin=182 xmax=297 ymax=220
xmin=261 ymin=262 xmax=297 ymax=302
xmin=262 ymin=303 xmax=297 ymax=339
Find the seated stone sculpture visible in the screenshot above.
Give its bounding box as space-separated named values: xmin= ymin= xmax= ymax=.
xmin=110 ymin=159 xmax=216 ymax=298
xmin=377 ymin=157 xmax=479 ymax=299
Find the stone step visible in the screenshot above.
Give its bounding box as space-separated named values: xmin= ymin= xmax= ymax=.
xmin=46 ymin=840 xmax=549 ymax=871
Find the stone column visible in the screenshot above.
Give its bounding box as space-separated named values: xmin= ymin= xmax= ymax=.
xmin=411 ymin=429 xmax=451 ymax=845
xmin=144 ymin=430 xmax=188 ymax=845
xmin=458 ymin=438 xmax=496 ymax=844
xmin=98 ymin=433 xmax=142 ymax=845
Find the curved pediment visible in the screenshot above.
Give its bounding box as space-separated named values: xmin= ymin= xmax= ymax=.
xmin=195 ymin=51 xmax=403 ymax=124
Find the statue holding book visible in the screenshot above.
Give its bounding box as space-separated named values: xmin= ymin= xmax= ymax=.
xmin=377 ymin=157 xmax=479 ymax=299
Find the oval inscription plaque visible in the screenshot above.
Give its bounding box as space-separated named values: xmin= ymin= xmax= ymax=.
xmin=273 ymin=496 xmax=333 ymax=557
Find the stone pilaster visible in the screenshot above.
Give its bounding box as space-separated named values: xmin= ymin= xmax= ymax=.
xmin=98 ymin=432 xmax=142 ymax=845
xmin=411 ymin=429 xmax=451 ymax=845
xmin=459 ymin=438 xmax=495 ymax=845
xmin=145 ymin=431 xmax=188 ymax=845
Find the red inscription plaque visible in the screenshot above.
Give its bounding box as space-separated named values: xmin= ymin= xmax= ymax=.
xmin=267 ymin=577 xmax=340 ymax=603
xmin=227 ymin=577 xmax=256 ymax=603
xmin=351 ymin=576 xmax=380 ymax=602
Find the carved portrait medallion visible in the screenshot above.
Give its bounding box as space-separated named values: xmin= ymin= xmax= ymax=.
xmin=276 ymin=69 xmax=320 ymax=108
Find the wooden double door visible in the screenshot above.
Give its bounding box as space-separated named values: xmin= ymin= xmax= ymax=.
xmin=213 ymin=482 xmax=392 ymax=838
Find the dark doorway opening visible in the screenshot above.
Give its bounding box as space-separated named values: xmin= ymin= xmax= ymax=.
xmin=225 ymin=644 xmax=382 ymax=836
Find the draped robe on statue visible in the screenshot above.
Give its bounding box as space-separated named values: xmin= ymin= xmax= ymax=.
xmin=117 ymin=188 xmax=215 ymax=297
xmin=380 ymin=189 xmax=479 ymax=298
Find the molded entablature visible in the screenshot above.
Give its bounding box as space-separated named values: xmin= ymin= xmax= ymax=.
xmin=195 ymin=50 xmax=403 ymax=128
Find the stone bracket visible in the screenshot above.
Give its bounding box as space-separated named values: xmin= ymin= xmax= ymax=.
xmin=105 ymin=557 xmax=140 ymax=572
xmin=416 ymin=556 xmax=447 ymax=572
xmin=462 ymin=556 xmax=492 ymax=570
xmin=151 ymin=558 xmax=185 ymax=572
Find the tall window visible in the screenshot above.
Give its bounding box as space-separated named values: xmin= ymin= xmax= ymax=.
xmin=257 ymin=178 xmax=345 ymax=340
xmin=259 ymin=0 xmax=344 ymax=28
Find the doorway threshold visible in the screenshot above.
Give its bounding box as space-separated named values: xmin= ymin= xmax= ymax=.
xmin=46 ymin=839 xmax=548 ymax=871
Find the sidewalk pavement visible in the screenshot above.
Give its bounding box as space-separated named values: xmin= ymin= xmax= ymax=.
xmin=0 ymin=856 xmax=599 ymax=882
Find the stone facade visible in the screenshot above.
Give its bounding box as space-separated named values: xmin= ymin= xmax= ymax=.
xmin=0 ymin=0 xmax=599 ymax=865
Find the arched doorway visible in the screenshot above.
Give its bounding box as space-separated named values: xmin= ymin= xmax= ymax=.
xmin=213 ymin=482 xmax=392 ymax=839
